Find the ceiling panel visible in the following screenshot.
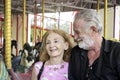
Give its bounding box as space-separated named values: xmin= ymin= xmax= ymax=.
xmin=0 ymin=0 xmax=120 ymax=14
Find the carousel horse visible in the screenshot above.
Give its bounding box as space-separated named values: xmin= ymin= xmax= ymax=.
xmin=9 ymin=66 xmax=33 ymax=80
xmin=9 ymin=43 xmax=38 ymax=80
xmin=0 ymin=41 xmax=37 ymax=80
xmin=33 ymin=42 xmax=42 ymax=62
xmin=0 ymin=54 xmax=11 ymax=80
xmin=14 ymin=42 xmax=39 ymax=73
xmin=0 ymin=50 xmax=33 ymax=80
xmin=0 ymin=50 xmax=32 ymax=80
xmin=9 ymin=42 xmax=35 ymax=80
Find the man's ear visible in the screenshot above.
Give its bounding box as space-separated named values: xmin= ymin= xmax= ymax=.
xmin=90 ymin=26 xmax=98 ymax=33
xmin=64 ymin=42 xmax=69 ymax=50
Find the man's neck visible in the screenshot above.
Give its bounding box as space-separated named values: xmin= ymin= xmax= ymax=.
xmin=88 ymin=36 xmax=103 ymax=66
xmin=88 ymin=48 xmax=101 ymax=66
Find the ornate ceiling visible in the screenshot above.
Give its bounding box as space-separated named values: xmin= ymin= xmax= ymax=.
xmin=0 ymin=0 xmax=120 ymax=14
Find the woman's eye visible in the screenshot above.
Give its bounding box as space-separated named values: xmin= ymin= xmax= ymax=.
xmin=54 ymin=40 xmax=58 ymax=43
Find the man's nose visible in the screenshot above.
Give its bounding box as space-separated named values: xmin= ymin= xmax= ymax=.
xmin=74 ymin=34 xmax=78 ymax=40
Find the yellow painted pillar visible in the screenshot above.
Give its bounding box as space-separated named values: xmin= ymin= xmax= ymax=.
xmin=22 ymin=0 xmax=26 ymax=47
xmin=97 ymin=0 xmax=100 ymax=12
xmin=4 ymin=0 xmax=12 ymax=69
xmin=41 ymin=0 xmax=45 ymax=40
xmin=104 ymin=0 xmax=108 ymax=38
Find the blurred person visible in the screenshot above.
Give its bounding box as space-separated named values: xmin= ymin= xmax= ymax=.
xmin=32 ymin=29 xmax=75 ymax=80
xmin=68 ymin=9 xmax=120 ymax=80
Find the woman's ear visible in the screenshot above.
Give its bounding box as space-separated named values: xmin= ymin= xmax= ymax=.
xmin=64 ymin=42 xmax=69 ymax=50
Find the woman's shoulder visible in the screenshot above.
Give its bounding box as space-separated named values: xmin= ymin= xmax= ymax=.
xmin=64 ymin=61 xmax=68 ymax=66
xmin=34 ymin=61 xmax=44 ymax=69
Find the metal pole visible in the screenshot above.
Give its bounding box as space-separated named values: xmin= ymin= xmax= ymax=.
xmin=22 ymin=0 xmax=26 ymax=47
xmin=16 ymin=15 xmax=19 ymax=56
xmin=104 ymin=0 xmax=108 ymax=38
xmin=97 ymin=0 xmax=100 ymax=12
xmin=41 ymin=0 xmax=45 ymax=40
xmin=113 ymin=0 xmax=116 ymax=38
xmin=5 ymin=0 xmax=12 ymax=69
xmin=33 ymin=0 xmax=37 ymax=44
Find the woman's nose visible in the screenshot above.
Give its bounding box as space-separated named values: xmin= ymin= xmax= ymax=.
xmin=49 ymin=42 xmax=54 ymax=47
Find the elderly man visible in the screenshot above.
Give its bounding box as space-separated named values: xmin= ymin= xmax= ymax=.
xmin=68 ymin=9 xmax=120 ymax=80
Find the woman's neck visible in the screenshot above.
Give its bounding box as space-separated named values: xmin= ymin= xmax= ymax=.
xmin=46 ymin=58 xmax=64 ymax=65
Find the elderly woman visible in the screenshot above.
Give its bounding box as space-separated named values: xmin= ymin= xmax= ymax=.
xmin=32 ymin=29 xmax=75 ymax=80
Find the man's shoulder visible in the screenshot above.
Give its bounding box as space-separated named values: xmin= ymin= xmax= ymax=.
xmin=72 ymin=45 xmax=80 ymax=49
xmin=72 ymin=45 xmax=81 ymax=52
xmin=72 ymin=45 xmax=87 ymax=51
xmin=106 ymin=40 xmax=120 ymax=49
xmin=103 ymin=40 xmax=120 ymax=59
xmin=105 ymin=40 xmax=120 ymax=68
xmin=71 ymin=45 xmax=87 ymax=55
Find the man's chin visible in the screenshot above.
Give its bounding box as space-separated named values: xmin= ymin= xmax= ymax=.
xmin=78 ymin=44 xmax=89 ymax=50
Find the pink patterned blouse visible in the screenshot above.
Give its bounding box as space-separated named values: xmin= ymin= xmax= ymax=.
xmin=34 ymin=61 xmax=69 ymax=80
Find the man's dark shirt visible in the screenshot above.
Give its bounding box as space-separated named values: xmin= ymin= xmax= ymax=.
xmin=68 ymin=38 xmax=120 ymax=80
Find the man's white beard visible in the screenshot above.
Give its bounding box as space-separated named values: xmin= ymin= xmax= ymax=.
xmin=78 ymin=35 xmax=94 ymax=50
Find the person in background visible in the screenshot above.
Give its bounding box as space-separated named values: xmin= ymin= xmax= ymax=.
xmin=32 ymin=29 xmax=75 ymax=80
xmin=68 ymin=9 xmax=120 ymax=80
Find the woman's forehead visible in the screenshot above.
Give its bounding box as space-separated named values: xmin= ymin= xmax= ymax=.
xmin=47 ymin=32 xmax=64 ymax=40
